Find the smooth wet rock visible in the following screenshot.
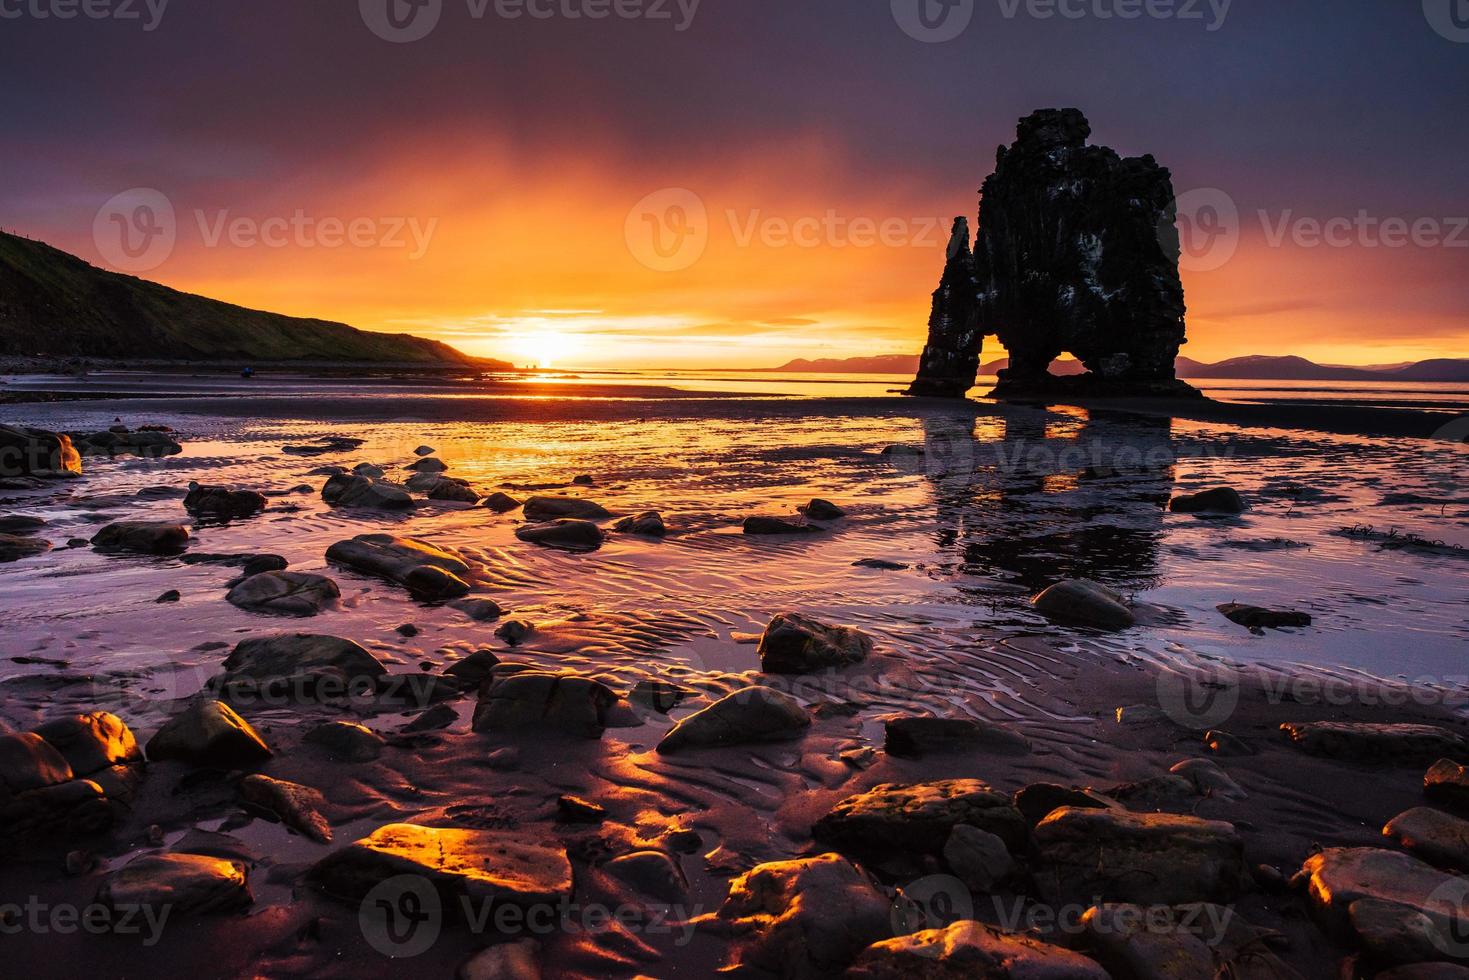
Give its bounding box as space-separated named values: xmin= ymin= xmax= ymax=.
xmin=414 ymin=445 xmax=435 ymax=457
xmin=219 ymin=633 xmax=387 ymax=700
xmin=612 ymin=511 xmax=666 ymax=536
xmin=1 ymin=776 xmax=113 ymax=841
xmin=0 ymin=732 xmax=74 ymax=798
xmin=757 ymin=613 xmax=872 ymax=674
xmin=0 ymin=532 xmax=51 ymax=562
xmin=628 ymin=678 xmax=694 ymax=714
xmin=184 ymin=485 xmax=268 ymax=518
xmin=1217 ymin=602 xmax=1311 ymax=630
xmin=97 ymin=853 xmax=251 ymax=915
xmin=884 ymin=715 xmax=1031 ymax=758
xmin=514 ymin=519 xmax=604 ymax=552
xmin=852 ymin=558 xmax=908 ymax=570
xmin=326 ymin=533 xmax=472 ymax=599
xmin=1013 ymin=783 xmax=1119 ymax=826
xmin=1032 ymin=579 xmax=1135 ymax=629
xmin=656 ymin=686 xmax=810 ymax=754
xmin=743 ymin=516 xmax=820 ymax=536
xmin=1204 ymin=729 xmax=1255 ymax=757
xmin=521 ymin=496 xmax=611 ymax=521
xmin=1080 ymin=902 xmax=1296 ymax=980
xmin=1385 ymin=807 xmax=1469 ymax=872
xmin=91 ymin=521 xmax=190 ymax=555
xmin=1427 ymin=759 xmax=1469 ymax=811
xmin=401 ymin=703 xmax=459 ymax=733
xmin=1033 ymin=807 xmax=1247 ymax=906
xmin=1280 ymin=721 xmax=1469 ymax=765
xmin=604 ymin=850 xmax=687 ymax=903
xmin=495 ymin=620 xmax=533 ymax=646
xmin=0 ymin=515 xmax=46 ymax=534
xmin=557 ymin=795 xmax=606 ymax=824
xmin=146 ymin=700 xmax=272 ymax=768
xmin=406 ymin=456 xmax=448 ymax=473
xmin=714 ymin=853 xmax=893 ymax=979
xmin=309 ymin=823 xmax=572 ymax=908
xmin=240 ymin=774 xmax=332 ymax=843
xmin=800 ymin=499 xmax=846 ymax=520
xmin=303 ymin=721 xmax=383 ymax=762
xmin=284 ymin=436 xmax=364 ymax=457
xmin=72 ymin=428 xmax=182 ymax=458
xmin=226 ymin=571 xmax=340 ymax=617
xmin=353 ymin=462 xmax=385 ymax=478
xmin=0 ymin=424 xmax=82 ymax=478
xmin=460 ymin=940 xmax=542 ymax=980
xmin=30 ymin=712 xmax=141 ymax=777
xmin=473 ymin=672 xmax=616 ymax=738
xmin=849 ymin=920 xmax=1110 ymax=979
xmin=1107 ymin=774 xmax=1203 ymax=811
xmin=943 ymin=824 xmax=1015 ymax=891
xmin=407 ymin=472 xmax=480 ymax=501
xmin=451 ymin=598 xmax=505 ymax=622
xmin=321 ymin=474 xmax=415 ymax=510
xmin=443 ymin=650 xmax=501 ymax=690
xmin=483 ymin=492 xmax=522 ymax=513
xmin=1170 ymin=758 xmax=1247 ymax=800
xmin=814 ymin=779 xmax=1026 ymax=855
xmin=1170 ymin=487 xmax=1247 ymax=514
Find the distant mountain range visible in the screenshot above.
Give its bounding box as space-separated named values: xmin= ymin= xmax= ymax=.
xmin=772 ymin=353 xmax=1469 ymax=382
xmin=0 ymin=231 xmax=502 ymax=367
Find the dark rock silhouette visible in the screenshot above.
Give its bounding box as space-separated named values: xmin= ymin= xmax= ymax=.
xmin=910 ymin=109 xmax=1197 ymax=399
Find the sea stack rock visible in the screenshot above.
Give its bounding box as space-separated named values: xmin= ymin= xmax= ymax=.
xmin=907 ymin=217 xmax=982 ymax=398
xmin=908 ymin=108 xmax=1199 ymax=400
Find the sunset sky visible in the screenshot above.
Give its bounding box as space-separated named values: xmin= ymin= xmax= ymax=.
xmin=3 ymin=1 xmax=1466 ymax=369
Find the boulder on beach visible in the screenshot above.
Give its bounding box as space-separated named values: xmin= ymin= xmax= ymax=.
xmin=1280 ymin=721 xmax=1469 ymax=765
xmin=146 ymin=700 xmax=272 ymax=768
xmin=425 ymin=476 xmax=481 ymax=503
xmin=472 ymin=671 xmax=617 ymax=738
xmin=0 ymin=515 xmax=46 ymax=534
xmin=482 ymin=491 xmax=522 ymax=513
xmin=321 ymin=474 xmax=415 ymax=510
xmin=326 ymin=532 xmax=471 ymax=599
xmin=226 ymin=570 xmax=340 ymax=617
xmin=1013 ymin=782 xmax=1120 ymax=826
xmin=849 ymin=921 xmax=1109 ymax=980
xmin=0 ymin=532 xmax=52 ymax=562
xmin=1032 ymin=578 xmax=1135 ymax=629
xmin=283 ymin=436 xmax=364 ymax=456
xmin=522 ymin=496 xmax=611 ymax=521
xmin=308 ymin=823 xmax=572 ymax=908
xmin=70 ymin=428 xmax=182 ymax=459
xmin=612 ymin=511 xmax=667 ymax=537
xmin=0 ymin=424 xmax=82 ymax=478
xmin=30 ymin=711 xmax=142 ymax=777
xmin=96 ymin=853 xmax=251 ymax=916
xmin=239 ymin=774 xmax=332 ymax=843
xmin=219 ymin=633 xmax=387 ymax=700
xmin=443 ymin=650 xmax=501 ymax=690
xmin=1427 ymin=758 xmax=1469 ymax=811
xmin=406 ymin=456 xmax=448 ymax=473
xmin=884 ymin=715 xmax=1031 ymax=758
xmin=1080 ymin=902 xmax=1296 ymax=980
xmin=656 ymin=686 xmax=811 ymax=754
xmin=943 ymin=824 xmax=1016 ymax=891
xmin=800 ymin=499 xmax=846 ymax=520
xmin=757 ymin=612 xmax=872 ymax=674
xmin=743 ymin=516 xmax=820 ymax=536
xmin=813 ymin=779 xmax=1026 ymax=855
xmin=514 ymin=519 xmax=605 ymax=552
xmin=91 ymin=521 xmax=190 ymax=555
xmin=1384 ymin=806 xmax=1469 ymax=872
xmin=451 ymin=597 xmax=505 ymax=622
xmin=1217 ymin=602 xmax=1312 ymax=630
xmin=303 ymin=721 xmax=384 ymax=763
xmin=184 ymin=484 xmax=268 ymax=518
xmin=0 ymin=732 xmax=74 ymax=798
xmin=714 ymin=853 xmax=894 ymax=979
xmin=1032 ymin=807 xmax=1247 ymax=906
xmin=1169 ymin=487 xmax=1248 ymax=514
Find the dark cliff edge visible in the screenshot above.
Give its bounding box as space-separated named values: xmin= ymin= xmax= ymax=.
xmin=0 ymin=231 xmax=504 ymax=368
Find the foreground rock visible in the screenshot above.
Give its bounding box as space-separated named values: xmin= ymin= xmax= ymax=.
xmin=91 ymin=521 xmax=190 ymax=555
xmin=472 ymin=672 xmax=616 ymax=738
xmin=482 ymin=492 xmax=522 ymax=513
xmin=0 ymin=718 xmax=140 ymax=843
xmin=1385 ymin=807 xmax=1469 ymax=872
xmin=0 ymin=424 xmax=82 ymax=478
xmin=226 ymin=571 xmax=340 ymax=617
xmin=657 ymin=686 xmax=810 ymax=753
xmin=743 ymin=516 xmax=820 ymax=536
xmin=326 ymin=533 xmax=471 ymax=599
xmin=1427 ymin=759 xmax=1469 ymax=810
xmin=1081 ymin=902 xmax=1298 ymax=979
xmin=71 ymin=428 xmax=182 ymax=458
xmin=1032 ymin=807 xmax=1247 ymax=905
xmin=0 ymin=533 xmax=52 ymax=562
xmin=757 ymin=613 xmax=872 ymax=673
xmin=184 ymin=484 xmax=267 ymax=519
xmin=1217 ymin=602 xmax=1311 ymax=630
xmin=522 ymin=496 xmax=611 ymax=521
xmin=613 ymin=511 xmax=667 ymax=536
xmin=800 ymin=498 xmax=846 ymax=520
xmin=1032 ymin=579 xmax=1135 ymax=629
xmin=219 ymin=634 xmax=387 ymax=701
xmin=884 ymin=716 xmax=1031 ymax=758
xmin=146 ymin=700 xmax=272 ymax=768
xmin=1280 ymin=721 xmax=1469 ymax=765
xmin=849 ymin=921 xmax=1109 ymax=979
xmin=303 ymin=721 xmax=384 ymax=762
xmin=97 ymin=853 xmax=251 ymax=915
xmin=814 ymin=780 xmax=1026 ymax=855
xmin=514 ymin=519 xmax=604 ymax=552
xmin=308 ymin=823 xmax=572 ymax=908
xmin=321 ymin=474 xmax=415 ymax=510
xmin=1170 ymin=487 xmax=1248 ymax=514
xmin=406 ymin=473 xmax=480 ymax=502
xmin=240 ymin=774 xmax=332 ymax=842
xmin=713 ymin=853 xmax=893 ymax=978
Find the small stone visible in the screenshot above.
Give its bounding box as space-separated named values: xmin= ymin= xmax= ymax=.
xmin=604 ymin=850 xmax=687 ymax=902
xmin=612 ymin=511 xmax=666 ymax=536
xmin=521 ymin=496 xmax=610 ymax=521
xmin=800 ymin=498 xmax=846 ymax=520
xmin=572 ymin=475 xmax=595 ymax=486
xmin=472 ymin=672 xmax=616 ymax=738
xmin=852 ymin=558 xmax=907 ymax=570
xmin=628 ymin=678 xmax=693 ymax=714
xmin=451 ymin=598 xmax=504 ymax=622
xmin=326 ymin=533 xmax=471 ymax=599
xmin=401 ymin=704 xmax=459 ymax=733
xmin=65 ymin=850 xmax=96 ymax=875
xmin=414 ymin=446 xmax=436 ymax=457
xmin=183 ymin=485 xmax=268 ymax=518
xmin=1033 ymin=579 xmax=1135 ymax=629
xmin=1203 ymin=729 xmax=1254 ymax=756
xmin=239 ymin=774 xmax=332 ymax=843
xmin=0 ymin=533 xmax=52 ymax=562
xmin=396 ymin=623 xmax=418 ymax=637
xmin=757 ymin=613 xmax=872 ymax=674
xmin=1115 ymin=704 xmax=1171 ymax=725
xmin=1169 ymin=487 xmax=1248 ymax=514
xmin=514 ymin=519 xmax=604 ymax=552
xmin=656 ymin=686 xmax=811 ymax=754
xmin=321 ymin=474 xmax=415 ymax=510
xmin=482 ymin=492 xmax=523 ymax=513
xmin=495 ymin=620 xmax=534 ymax=646
xmin=303 ymin=721 xmax=383 ymax=763
xmin=742 ymin=516 xmax=819 ymax=535
xmin=155 ymin=589 xmax=181 ymax=603
xmin=406 ymin=457 xmax=448 ymax=473
xmin=97 ymin=853 xmax=251 ymax=916
xmin=1217 ymin=602 xmax=1311 ymax=630
xmin=226 ymin=571 xmax=340 ymax=617
xmin=1170 ymin=758 xmax=1247 ymax=800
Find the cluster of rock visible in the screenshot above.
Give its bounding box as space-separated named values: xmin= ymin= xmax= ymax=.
xmin=908 ymin=108 xmax=1198 ymax=400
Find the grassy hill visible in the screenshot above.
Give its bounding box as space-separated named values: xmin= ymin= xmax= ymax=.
xmin=0 ymin=231 xmax=501 ymax=367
